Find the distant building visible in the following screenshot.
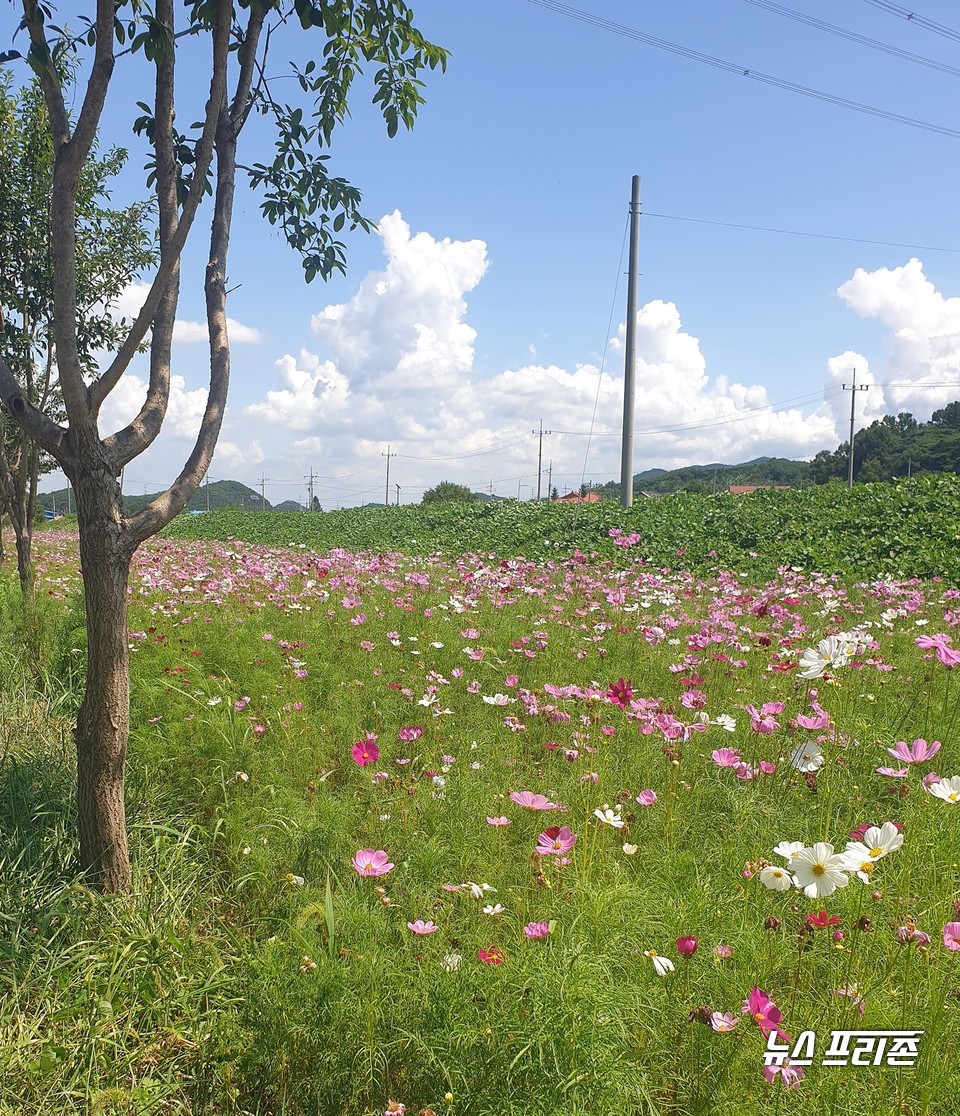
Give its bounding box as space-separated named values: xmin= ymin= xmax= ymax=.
xmin=556 ymin=491 xmax=603 ymax=503
xmin=728 ymin=485 xmax=791 ymax=495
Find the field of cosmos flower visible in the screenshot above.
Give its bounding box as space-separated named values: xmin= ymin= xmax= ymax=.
xmin=1 ymin=492 xmax=959 ymax=1115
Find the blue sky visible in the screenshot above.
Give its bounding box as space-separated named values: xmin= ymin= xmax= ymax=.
xmin=10 ymin=0 xmax=960 ymax=505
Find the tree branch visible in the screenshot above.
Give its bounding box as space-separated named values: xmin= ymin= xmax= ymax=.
xmin=125 ymin=13 xmax=240 ymax=547
xmin=88 ymin=0 xmax=233 ymax=414
xmin=0 ymin=349 xmax=71 ymax=465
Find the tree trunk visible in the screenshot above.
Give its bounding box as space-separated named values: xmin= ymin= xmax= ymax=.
xmin=14 ymin=525 xmax=34 ymax=597
xmin=74 ymin=469 xmax=132 ymax=892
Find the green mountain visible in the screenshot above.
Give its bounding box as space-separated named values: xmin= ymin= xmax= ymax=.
xmin=39 ymin=479 xmax=273 ymax=515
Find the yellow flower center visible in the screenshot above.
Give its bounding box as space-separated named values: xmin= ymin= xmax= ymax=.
xmin=811 ymin=864 xmax=825 ymax=877
xmin=859 ymin=861 xmax=875 ymax=875
xmin=869 ymin=846 xmax=884 ymax=858
xmin=754 ymin=1012 xmax=766 ymax=1023
xmin=949 ymin=792 xmax=959 ymax=802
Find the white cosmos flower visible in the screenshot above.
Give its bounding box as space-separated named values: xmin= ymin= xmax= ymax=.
xmin=644 ymin=950 xmax=675 ymax=977
xmin=790 ymin=842 xmax=850 ymax=899
xmin=465 ymin=882 xmax=496 ymax=899
xmin=790 ymin=741 xmax=825 ymax=773
xmin=594 ymin=805 xmax=625 ymax=829
xmin=859 ymin=822 xmax=903 ymax=858
xmin=927 ymin=775 xmax=960 ymax=803
xmin=797 ymin=636 xmax=852 ymax=679
xmin=482 ymin=693 xmax=511 ymax=706
xmin=482 ymin=903 xmax=506 ymax=916
xmin=773 ymin=840 xmax=806 ymax=861
xmin=759 ymin=865 xmax=793 ymax=891
xmin=714 ymin=713 xmax=737 ymax=732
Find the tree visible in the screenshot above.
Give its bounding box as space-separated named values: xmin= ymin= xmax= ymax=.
xmin=0 ymin=0 xmax=446 ymax=892
xmin=0 ymin=71 xmax=155 ymax=595
xmin=421 ymin=480 xmax=476 ymax=504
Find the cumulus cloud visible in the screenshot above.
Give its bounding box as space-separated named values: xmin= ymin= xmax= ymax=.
xmin=835 ymin=259 xmax=960 ymax=420
xmin=239 ymin=212 xmax=859 ymax=500
xmin=99 ymin=373 xmax=210 ymax=441
xmin=245 ymin=350 xmax=350 ymax=431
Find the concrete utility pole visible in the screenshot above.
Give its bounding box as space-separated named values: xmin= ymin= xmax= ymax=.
xmin=382 ymin=445 xmax=396 ymax=506
xmin=531 ymin=420 xmax=552 ymax=500
xmin=395 ymin=483 xmax=401 ymax=506
xmin=842 ymin=371 xmax=869 ymax=489
xmin=306 ymin=468 xmax=318 ymax=511
xmin=620 ymin=174 xmax=641 ymax=509
xmin=547 ymin=459 xmax=553 ymax=499
xmin=258 ymin=474 xmax=267 ymax=511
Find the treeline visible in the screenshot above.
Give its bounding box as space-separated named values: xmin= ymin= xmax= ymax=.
xmin=809 ymin=401 xmax=960 ymax=483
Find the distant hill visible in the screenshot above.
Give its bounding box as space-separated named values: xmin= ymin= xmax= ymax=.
xmin=39 ymin=479 xmax=274 ymax=515
xmin=592 ymin=456 xmax=812 ymax=496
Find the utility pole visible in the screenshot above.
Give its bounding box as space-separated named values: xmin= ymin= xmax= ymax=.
xmin=842 ymin=371 xmax=869 ymax=489
xmin=396 ymin=483 xmax=401 ymax=506
xmin=259 ymin=474 xmax=267 ymax=512
xmin=531 ymin=420 xmax=552 ymax=500
xmin=620 ymin=174 xmax=641 ymax=509
xmin=306 ymin=467 xmax=319 ymax=511
xmin=517 ymin=478 xmax=522 ymax=500
xmin=382 ymin=445 xmax=396 ymax=507
xmin=547 ymin=459 xmax=553 ymax=500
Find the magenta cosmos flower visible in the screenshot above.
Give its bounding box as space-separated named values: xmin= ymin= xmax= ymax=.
xmin=535 ymin=826 xmax=577 ymax=856
xmin=523 ymin=921 xmax=551 ymax=940
xmin=398 ymin=726 xmax=423 ymax=742
xmin=711 ymin=748 xmax=741 ymax=768
xmin=352 ymin=737 xmax=380 ymax=767
xmin=676 ymin=936 xmax=698 ymax=957
xmin=742 ymin=987 xmax=790 ymax=1042
xmin=887 ymin=738 xmax=941 ymax=765
xmin=352 ymin=849 xmax=394 ymax=877
xmin=607 ymin=677 xmax=634 ymax=707
xmin=486 ymin=816 xmax=511 ymax=827
xmin=942 ymin=922 xmax=960 ymax=951
xmin=635 ymin=789 xmax=658 ymax=806
xmin=510 ymin=790 xmax=558 ymax=811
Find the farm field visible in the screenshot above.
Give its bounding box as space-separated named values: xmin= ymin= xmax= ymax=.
xmin=1 ymin=486 xmax=959 ymax=1115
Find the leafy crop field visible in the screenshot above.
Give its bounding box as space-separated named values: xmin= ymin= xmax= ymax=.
xmin=164 ymin=474 xmax=960 ymax=580
xmin=1 ymin=496 xmax=959 ymax=1115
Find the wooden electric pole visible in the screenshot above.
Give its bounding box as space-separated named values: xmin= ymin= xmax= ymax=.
xmin=620 ymin=174 xmax=641 ymax=508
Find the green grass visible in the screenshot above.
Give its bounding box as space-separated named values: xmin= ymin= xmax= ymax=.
xmin=1 ymin=520 xmax=958 ymax=1114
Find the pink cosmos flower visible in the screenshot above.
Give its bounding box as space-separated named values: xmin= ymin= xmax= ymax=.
xmin=510 ymin=790 xmax=558 ymax=811
xmin=745 ymin=704 xmax=781 ymax=733
xmin=535 ymin=826 xmax=577 ymax=856
xmin=742 ymin=987 xmax=790 ymax=1042
xmin=887 ymin=738 xmax=941 ymax=765
xmin=523 ymin=921 xmax=551 ymax=940
xmin=709 ymin=1011 xmax=739 ymax=1032
xmin=352 ymin=849 xmax=395 ymax=877
xmin=916 ymin=633 xmax=960 ymax=667
xmin=635 ymin=789 xmax=658 ymax=806
xmin=832 ymin=984 xmax=866 ymax=1017
xmin=398 ymin=726 xmax=423 ymax=742
xmin=876 ymin=766 xmax=910 ymax=778
xmin=477 ymin=947 xmax=504 ymax=965
xmin=352 ymin=738 xmax=380 ymax=767
xmin=712 ymin=748 xmax=741 ymax=768
xmin=486 ymin=816 xmax=511 ymax=827
xmin=922 ymin=770 xmax=942 ymax=788
xmin=713 ymin=943 xmax=733 ymax=960
xmin=942 ymin=922 xmax=960 ymax=951
xmin=407 ymin=920 xmax=439 ymax=935
xmin=607 ymin=677 xmax=634 ymax=708
xmin=762 ymin=1061 xmax=804 ymax=1088
xmin=676 ymin=936 xmax=698 ymax=957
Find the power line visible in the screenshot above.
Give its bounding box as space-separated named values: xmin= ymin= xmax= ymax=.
xmin=643 ymin=210 xmax=960 ymax=254
xmin=525 ymin=0 xmax=960 ymax=140
xmin=861 ymin=0 xmax=960 ymax=45
xmin=742 ymin=0 xmax=960 ymax=78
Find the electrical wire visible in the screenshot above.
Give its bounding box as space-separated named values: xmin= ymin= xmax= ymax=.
xmin=742 ymin=0 xmax=960 ymax=78
xmin=861 ymin=0 xmax=960 ymax=45
xmin=525 ymin=0 xmax=960 ymax=140
xmin=643 ymin=210 xmax=960 ymax=254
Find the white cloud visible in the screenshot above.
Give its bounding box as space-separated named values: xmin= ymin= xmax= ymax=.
xmin=109 ymin=281 xmax=265 ymax=344
xmin=835 ymin=259 xmax=960 ymax=420
xmin=99 ymin=373 xmax=210 ymax=441
xmin=245 ymin=350 xmax=350 ymax=431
